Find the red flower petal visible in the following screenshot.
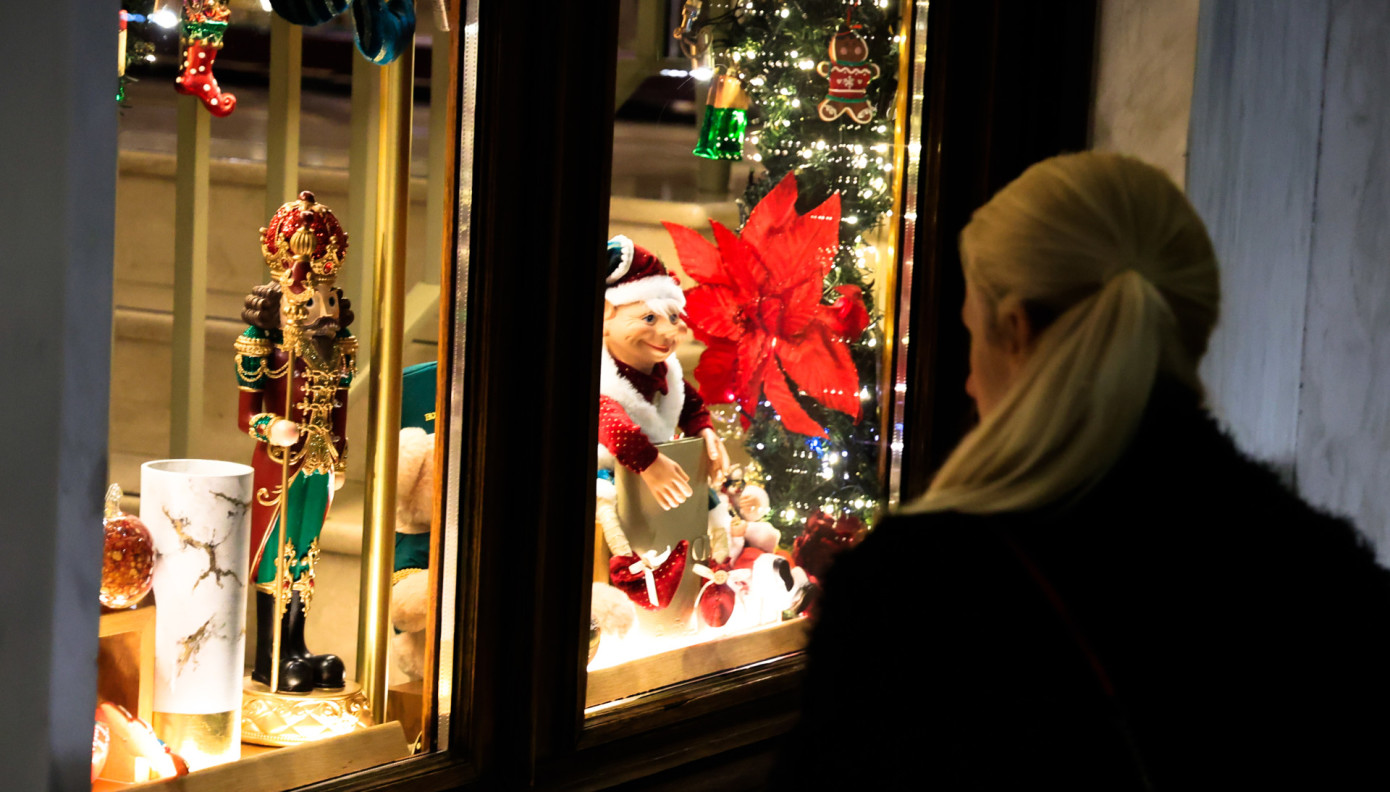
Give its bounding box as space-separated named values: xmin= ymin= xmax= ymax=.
xmin=776 ymin=322 xmax=862 ymax=420
xmin=710 ymin=219 xmax=768 ymax=295
xmin=830 ymin=285 xmax=871 ymax=341
xmin=684 ymin=284 xmax=746 ymax=342
xmin=738 ymin=333 xmax=775 ymax=421
xmin=777 ymin=278 xmax=823 ymax=339
xmin=663 ymin=222 xmax=731 ymax=287
xmin=763 ymin=362 xmax=829 ymax=438
xmin=759 ymin=193 xmax=841 ymax=291
xmin=691 ymin=337 xmax=741 ymax=405
xmin=741 ymin=172 xmax=801 ymax=257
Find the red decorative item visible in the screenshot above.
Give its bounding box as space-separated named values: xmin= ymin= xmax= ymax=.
xmin=816 ymin=24 xmax=881 ymax=124
xmin=693 ymin=559 xmax=739 ymax=628
xmin=101 ymin=485 xmax=155 ymax=609
xmin=666 ymin=172 xmax=866 ymax=438
xmin=174 ymin=1 xmax=238 ymax=117
xmin=793 ymin=511 xmax=867 ymax=582
xmin=609 ymin=540 xmax=689 ymax=611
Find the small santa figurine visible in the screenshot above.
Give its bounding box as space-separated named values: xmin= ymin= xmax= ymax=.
xmin=596 ymin=236 xmax=733 ymax=612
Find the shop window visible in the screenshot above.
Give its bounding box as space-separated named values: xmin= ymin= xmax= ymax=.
xmin=586 ymin=0 xmax=928 ymax=711
xmin=95 ymin=0 xmax=475 ymax=787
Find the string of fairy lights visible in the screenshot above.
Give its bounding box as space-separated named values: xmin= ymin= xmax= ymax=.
xmin=694 ymin=0 xmax=900 ymax=540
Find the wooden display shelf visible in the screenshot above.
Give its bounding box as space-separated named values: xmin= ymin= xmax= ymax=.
xmin=99 ymin=604 xmax=157 ymax=727
xmin=94 ymin=722 xmax=410 ymax=792
xmin=585 ymin=618 xmax=812 ymax=709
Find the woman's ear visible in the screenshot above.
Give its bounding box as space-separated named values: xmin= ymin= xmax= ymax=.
xmin=996 ymin=298 xmax=1035 ymax=360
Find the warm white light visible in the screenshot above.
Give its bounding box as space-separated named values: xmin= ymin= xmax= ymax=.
xmin=150 ymin=8 xmax=179 ymax=28
xmin=690 ymin=66 xmax=714 ymax=81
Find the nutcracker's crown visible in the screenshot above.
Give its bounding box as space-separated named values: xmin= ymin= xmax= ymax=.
xmin=260 ymin=190 xmax=348 ymax=291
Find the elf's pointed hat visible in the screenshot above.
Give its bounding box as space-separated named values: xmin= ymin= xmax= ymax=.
xmin=605 ymin=235 xmax=685 ymax=309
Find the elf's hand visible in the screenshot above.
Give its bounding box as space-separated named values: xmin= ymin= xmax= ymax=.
xmin=700 ymin=428 xmax=730 ymax=484
xmin=640 ymin=453 xmax=693 ymax=510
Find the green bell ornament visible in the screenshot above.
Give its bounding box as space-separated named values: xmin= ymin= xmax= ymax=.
xmin=693 ymin=70 xmax=750 ymax=161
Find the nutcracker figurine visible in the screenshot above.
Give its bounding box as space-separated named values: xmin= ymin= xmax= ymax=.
xmin=235 ymin=191 xmax=356 ymax=694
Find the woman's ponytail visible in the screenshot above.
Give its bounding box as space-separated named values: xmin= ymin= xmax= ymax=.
xmin=905 ymin=154 xmax=1219 ymax=515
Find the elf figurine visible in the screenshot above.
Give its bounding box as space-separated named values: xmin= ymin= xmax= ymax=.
xmin=235 ymin=191 xmax=356 ymax=693
xmin=597 ymin=236 xmax=733 ymax=611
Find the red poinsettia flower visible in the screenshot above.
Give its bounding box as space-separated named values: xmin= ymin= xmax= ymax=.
xmin=664 ymin=173 xmax=867 ymax=438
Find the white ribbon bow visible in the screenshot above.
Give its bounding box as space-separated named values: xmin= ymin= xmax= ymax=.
xmin=628 ymin=546 xmax=673 ymax=608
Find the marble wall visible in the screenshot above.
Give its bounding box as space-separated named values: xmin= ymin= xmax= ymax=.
xmin=1091 ymin=0 xmax=1201 ymax=188
xmin=1188 ymin=1 xmax=1329 ymax=477
xmin=1190 ymin=0 xmax=1390 ymax=554
xmin=1293 ymin=0 xmax=1390 ymax=550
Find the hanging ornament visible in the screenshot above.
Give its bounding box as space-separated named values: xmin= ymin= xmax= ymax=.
xmin=693 ymin=68 xmax=750 ymax=161
xmin=117 ymin=11 xmax=129 ymax=103
xmin=816 ymin=23 xmax=880 ymax=124
xmin=268 ymin=0 xmax=415 ymax=66
xmin=672 ymin=0 xmax=706 ymax=58
xmin=174 ymin=0 xmax=237 ymax=117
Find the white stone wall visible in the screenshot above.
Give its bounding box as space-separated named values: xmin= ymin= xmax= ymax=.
xmin=1091 ymin=0 xmax=1201 ymax=187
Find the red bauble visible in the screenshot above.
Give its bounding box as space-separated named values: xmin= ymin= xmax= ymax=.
xmin=665 ymin=172 xmax=868 ymax=439
xmin=695 ymin=559 xmax=738 ymax=628
xmin=793 ymin=511 xmax=867 ymax=582
xmin=101 ymin=513 xmax=155 ymax=609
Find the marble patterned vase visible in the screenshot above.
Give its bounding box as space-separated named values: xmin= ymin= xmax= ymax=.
xmin=140 ymin=459 xmax=254 ymax=770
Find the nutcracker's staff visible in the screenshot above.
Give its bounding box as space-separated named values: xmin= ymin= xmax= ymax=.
xmin=267 ymin=249 xmax=311 ymax=693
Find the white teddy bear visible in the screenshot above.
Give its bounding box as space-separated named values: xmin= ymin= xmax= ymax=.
xmin=390 ymin=427 xmax=435 ymax=680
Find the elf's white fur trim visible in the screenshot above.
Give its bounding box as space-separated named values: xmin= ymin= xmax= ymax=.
xmin=605 ymin=275 xmax=686 ymax=312
xmin=596 ymin=476 xmax=616 ymax=502
xmin=607 ymin=235 xmax=635 ymax=284
xmin=597 ymin=345 xmax=684 ymax=466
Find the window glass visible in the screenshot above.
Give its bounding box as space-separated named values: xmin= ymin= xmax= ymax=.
xmin=588 ymin=0 xmax=919 ymax=711
xmin=97 ymin=0 xmax=470 ymax=784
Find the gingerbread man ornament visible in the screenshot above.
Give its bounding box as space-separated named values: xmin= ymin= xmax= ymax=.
xmin=816 ymin=26 xmax=880 ymax=124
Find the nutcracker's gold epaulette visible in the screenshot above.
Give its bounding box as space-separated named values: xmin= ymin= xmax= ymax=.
xmin=235 ymin=329 xmax=273 ymax=357
xmin=337 ymin=335 xmax=358 ymax=356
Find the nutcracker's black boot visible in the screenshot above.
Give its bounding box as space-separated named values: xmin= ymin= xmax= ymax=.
xmin=283 ymin=590 xmax=346 ymax=690
xmin=252 ymin=590 xmax=314 ymax=693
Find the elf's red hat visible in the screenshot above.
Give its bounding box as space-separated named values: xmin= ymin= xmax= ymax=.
xmin=605 ymin=235 xmax=686 ymax=309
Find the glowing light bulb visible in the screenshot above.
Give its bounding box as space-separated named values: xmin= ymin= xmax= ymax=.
xmin=150 ymin=8 xmax=179 ymax=28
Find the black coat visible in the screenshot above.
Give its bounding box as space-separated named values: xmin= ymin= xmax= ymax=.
xmin=776 ymin=385 xmax=1390 ymax=789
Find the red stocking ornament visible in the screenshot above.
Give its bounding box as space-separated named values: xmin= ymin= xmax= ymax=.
xmin=609 ymin=540 xmax=689 ymax=610
xmin=175 ymin=0 xmax=237 ymax=117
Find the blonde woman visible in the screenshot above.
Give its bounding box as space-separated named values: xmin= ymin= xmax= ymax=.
xmin=777 ymin=153 xmax=1390 ymax=789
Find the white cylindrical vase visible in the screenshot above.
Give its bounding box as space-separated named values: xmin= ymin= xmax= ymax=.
xmin=141 ymin=459 xmax=254 ymax=770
